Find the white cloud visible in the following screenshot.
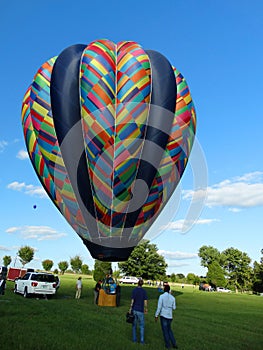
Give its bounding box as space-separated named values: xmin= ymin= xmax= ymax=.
xmin=7 ymin=181 xmax=47 ymax=198
xmin=228 ymin=208 xmax=242 ymax=213
xmin=17 ymin=149 xmax=29 ymax=160
xmin=161 ymin=218 xmax=219 ymax=232
xmin=183 ymin=171 xmax=263 ymax=208
xmin=5 ymin=227 xmax=20 ymax=233
xmin=235 ymin=172 xmax=263 ymax=182
xmin=0 ymin=245 xmax=12 ymax=251
xmin=0 ymin=139 xmax=22 ymax=153
xmin=0 ymin=140 xmax=8 ymax=153
xmin=24 ymin=185 xmax=47 ymax=197
xmin=6 ymin=226 xmax=67 ymax=241
xmin=158 ymin=249 xmax=198 ymax=260
xmin=33 ymin=256 xmax=41 ymax=261
xmin=7 ymin=182 xmax=25 ymax=191
xmin=166 ymin=262 xmax=190 ymax=268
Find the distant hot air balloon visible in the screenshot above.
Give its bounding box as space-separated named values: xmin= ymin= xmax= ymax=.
xmin=21 ymin=39 xmax=196 ymax=261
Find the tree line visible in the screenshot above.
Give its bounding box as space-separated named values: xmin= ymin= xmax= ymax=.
xmin=1 ymin=242 xmax=263 ymax=293
xmin=1 ymin=246 xmax=91 ymax=275
xmin=198 ymin=245 xmax=263 ymax=293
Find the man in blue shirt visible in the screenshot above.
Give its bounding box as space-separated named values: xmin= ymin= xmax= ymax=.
xmin=130 ymin=279 xmax=148 ymax=344
xmin=155 ymin=284 xmax=178 ymax=349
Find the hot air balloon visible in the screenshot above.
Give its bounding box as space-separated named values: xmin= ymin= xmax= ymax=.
xmin=21 ymin=39 xmax=196 ymax=261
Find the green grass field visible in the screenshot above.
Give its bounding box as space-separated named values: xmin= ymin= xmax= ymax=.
xmin=0 ymin=274 xmax=262 ymax=350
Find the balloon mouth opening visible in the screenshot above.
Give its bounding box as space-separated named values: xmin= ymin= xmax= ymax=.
xmin=82 ymin=238 xmax=136 ymax=262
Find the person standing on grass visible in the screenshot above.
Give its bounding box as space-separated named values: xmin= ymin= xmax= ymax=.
xmin=0 ymin=274 xmax=6 ymax=295
xmin=155 ymin=284 xmax=178 ymax=349
xmin=130 ymin=279 xmax=148 ymax=344
xmin=94 ymin=280 xmax=102 ymax=304
xmin=75 ymin=277 xmax=82 ymax=299
xmin=116 ymin=282 xmax=121 ymax=307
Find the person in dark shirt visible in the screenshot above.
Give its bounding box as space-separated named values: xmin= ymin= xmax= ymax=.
xmin=94 ymin=280 xmax=102 ymax=304
xmin=0 ymin=274 xmax=6 ymax=295
xmin=116 ymin=282 xmax=121 ymax=306
xmin=129 ymin=279 xmax=148 ymax=344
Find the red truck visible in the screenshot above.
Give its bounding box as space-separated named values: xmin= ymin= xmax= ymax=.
xmin=7 ymin=267 xmax=29 ymax=281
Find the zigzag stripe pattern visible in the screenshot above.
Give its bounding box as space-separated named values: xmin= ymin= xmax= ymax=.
xmin=113 ymin=41 xmax=151 ymax=229
xmin=22 ymin=39 xmax=196 ymax=259
xmin=22 ymin=59 xmax=89 ymax=240
xmin=80 ymin=40 xmax=151 ymax=237
xmin=130 ymin=67 xmax=196 ymax=239
xmin=81 ymin=39 xmax=116 ymax=237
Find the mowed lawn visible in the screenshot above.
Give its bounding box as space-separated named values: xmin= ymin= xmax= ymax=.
xmin=0 ymin=274 xmax=262 ymax=350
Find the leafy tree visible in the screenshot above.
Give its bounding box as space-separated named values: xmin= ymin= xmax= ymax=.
xmin=81 ymin=264 xmax=90 ymax=275
xmin=93 ymin=260 xmax=112 ymax=282
xmin=42 ymin=259 xmax=54 ymax=271
xmin=206 ymin=261 xmax=226 ymax=288
xmin=3 ymin=255 xmax=12 ymax=267
xmin=70 ymin=255 xmax=83 ymax=273
xmin=118 ymin=240 xmax=167 ymax=280
xmin=198 ymin=245 xmax=221 ymax=268
xmin=252 ymin=249 xmax=263 ymax=293
xmin=193 ymin=275 xmax=201 ymax=285
xmin=170 ymin=273 xmax=176 ymax=283
xmin=58 ymin=261 xmax=69 ymax=274
xmin=222 ymin=247 xmax=252 ymax=292
xmin=17 ymin=246 xmax=34 ymax=267
xmin=186 ymin=273 xmax=195 ymax=284
xmin=175 ymin=273 xmax=185 ymax=281
xmin=187 ymin=273 xmax=200 ymax=285
xmin=113 ymin=269 xmax=121 ymax=280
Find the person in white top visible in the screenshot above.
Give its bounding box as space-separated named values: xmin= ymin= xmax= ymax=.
xmin=155 ymin=284 xmax=178 ymax=349
xmin=75 ymin=277 xmax=82 ymax=299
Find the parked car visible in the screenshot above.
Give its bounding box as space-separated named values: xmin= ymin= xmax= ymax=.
xmin=199 ymin=282 xmax=214 ymax=291
xmin=14 ymin=272 xmax=58 ymax=298
xmin=119 ymin=276 xmax=139 ymax=284
xmin=216 ymin=287 xmax=231 ymax=293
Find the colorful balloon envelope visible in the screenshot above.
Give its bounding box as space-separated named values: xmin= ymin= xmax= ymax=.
xmin=21 ymin=39 xmax=196 ymax=261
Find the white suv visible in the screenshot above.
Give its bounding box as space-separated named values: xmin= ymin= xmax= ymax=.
xmin=14 ymin=272 xmax=57 ymax=298
xmin=216 ymin=287 xmax=231 ymax=293
xmin=119 ymin=276 xmax=139 ymax=284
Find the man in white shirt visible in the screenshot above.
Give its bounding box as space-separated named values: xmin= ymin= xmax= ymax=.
xmin=155 ymin=284 xmax=178 ymax=349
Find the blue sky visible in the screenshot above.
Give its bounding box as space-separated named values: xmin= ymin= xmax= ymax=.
xmin=1 ymin=0 xmax=262 ymax=276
